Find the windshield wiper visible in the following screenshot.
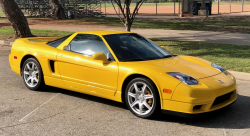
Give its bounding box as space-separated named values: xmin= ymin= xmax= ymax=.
xmin=124 ymin=58 xmax=145 ymax=61
xmin=161 ymin=55 xmax=173 ymax=59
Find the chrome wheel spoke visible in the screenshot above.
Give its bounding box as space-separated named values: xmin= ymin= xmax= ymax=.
xmin=24 ymin=71 xmax=29 ymax=75
xmin=31 ymin=78 xmax=34 ymax=86
xmin=141 ymin=84 xmax=147 ymax=94
xmin=34 ymin=71 xmax=39 ymax=75
xmin=128 ymin=92 xmax=137 ymax=98
xmin=34 ymin=77 xmax=39 ymax=83
xmin=31 ymin=63 xmax=35 ymax=70
xmin=131 ymin=100 xmax=139 ymax=108
xmin=144 ymin=95 xmax=153 ymax=99
xmin=133 ymin=83 xmax=140 ymax=94
xmin=139 ymin=103 xmax=143 ymax=114
xmin=143 ymin=101 xmax=152 ymax=110
xmin=26 ymin=64 xmax=32 ymax=70
xmin=27 ymin=76 xmax=32 ymax=82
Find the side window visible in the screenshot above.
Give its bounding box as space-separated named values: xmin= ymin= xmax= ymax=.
xmin=47 ymin=34 xmax=72 ymax=48
xmin=66 ymin=34 xmax=110 ymax=57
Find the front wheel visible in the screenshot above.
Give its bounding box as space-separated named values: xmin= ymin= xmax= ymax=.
xmin=22 ymin=58 xmax=45 ymax=91
xmin=125 ymin=78 xmax=160 ymax=119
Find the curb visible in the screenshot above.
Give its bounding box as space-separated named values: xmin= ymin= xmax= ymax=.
xmin=0 ymin=40 xmax=13 ymax=46
xmin=1 ymin=40 xmax=250 ymax=81
xmin=228 ymin=70 xmax=250 ymax=82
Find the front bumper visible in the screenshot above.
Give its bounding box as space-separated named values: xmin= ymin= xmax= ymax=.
xmin=161 ymin=72 xmax=237 ymax=115
xmin=162 ymin=89 xmax=237 ymax=115
xmin=161 ymin=99 xmax=236 ymax=118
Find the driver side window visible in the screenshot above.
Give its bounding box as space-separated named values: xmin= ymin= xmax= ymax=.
xmin=65 ymin=34 xmax=114 ymax=61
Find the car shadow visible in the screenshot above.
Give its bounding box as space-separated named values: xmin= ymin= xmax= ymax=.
xmin=41 ymin=86 xmax=250 ymax=129
xmin=41 ymin=86 xmax=127 ymax=110
xmin=152 ymin=94 xmax=250 ymax=129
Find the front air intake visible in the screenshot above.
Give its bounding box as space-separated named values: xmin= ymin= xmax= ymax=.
xmin=212 ymin=91 xmax=234 ymax=107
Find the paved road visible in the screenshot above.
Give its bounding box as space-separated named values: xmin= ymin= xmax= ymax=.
xmin=29 ymin=25 xmax=250 ymax=46
xmin=1 ymin=45 xmax=250 ymax=136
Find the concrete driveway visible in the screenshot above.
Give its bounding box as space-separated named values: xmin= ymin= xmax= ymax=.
xmin=1 ymin=45 xmax=250 ymax=136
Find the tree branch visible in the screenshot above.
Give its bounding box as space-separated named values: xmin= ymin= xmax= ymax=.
xmin=117 ymin=0 xmax=126 ymax=19
xmin=111 ymin=0 xmax=124 ymax=23
xmin=131 ymin=0 xmax=142 ymax=19
xmin=131 ymin=0 xmax=145 ymax=21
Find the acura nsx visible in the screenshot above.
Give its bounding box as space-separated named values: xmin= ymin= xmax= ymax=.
xmin=9 ymin=30 xmax=237 ymax=118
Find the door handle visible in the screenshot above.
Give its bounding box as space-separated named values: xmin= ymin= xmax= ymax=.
xmin=61 ymin=54 xmax=63 ymax=57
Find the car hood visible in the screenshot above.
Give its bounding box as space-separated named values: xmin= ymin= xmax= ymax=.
xmin=138 ymin=55 xmax=219 ymax=79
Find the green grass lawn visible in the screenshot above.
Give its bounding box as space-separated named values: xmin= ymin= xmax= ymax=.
xmin=80 ymin=17 xmax=250 ymax=31
xmin=0 ymin=28 xmax=72 ymax=41
xmin=151 ymin=38 xmax=250 ymax=73
xmin=0 ymin=8 xmax=4 ymax=17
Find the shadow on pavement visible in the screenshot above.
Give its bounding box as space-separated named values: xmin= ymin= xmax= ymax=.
xmin=42 ymin=86 xmax=127 ymax=110
xmin=41 ymin=86 xmax=250 ymax=129
xmin=153 ymin=94 xmax=250 ymax=129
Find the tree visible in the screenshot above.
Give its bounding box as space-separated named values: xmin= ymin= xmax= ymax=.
xmin=49 ymin=0 xmax=66 ymax=19
xmin=111 ymin=0 xmax=145 ymax=31
xmin=0 ymin=0 xmax=34 ymax=38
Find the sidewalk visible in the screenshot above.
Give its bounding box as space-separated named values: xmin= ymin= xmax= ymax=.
xmin=106 ymin=12 xmax=250 ymax=19
xmin=28 ymin=24 xmax=250 ymax=46
xmin=228 ymin=70 xmax=250 ymax=82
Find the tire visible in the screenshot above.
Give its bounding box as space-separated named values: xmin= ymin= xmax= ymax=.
xmin=22 ymin=57 xmax=45 ymax=91
xmin=125 ymin=77 xmax=160 ymax=119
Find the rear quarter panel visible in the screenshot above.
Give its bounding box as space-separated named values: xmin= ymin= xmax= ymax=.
xmin=10 ymin=38 xmax=61 ymax=79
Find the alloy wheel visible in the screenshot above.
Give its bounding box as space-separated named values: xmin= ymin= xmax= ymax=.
xmin=23 ymin=62 xmax=40 ymax=88
xmin=127 ymin=82 xmax=154 ymax=116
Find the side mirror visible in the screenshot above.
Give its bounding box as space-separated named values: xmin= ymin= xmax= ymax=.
xmin=92 ymin=52 xmax=109 ymax=64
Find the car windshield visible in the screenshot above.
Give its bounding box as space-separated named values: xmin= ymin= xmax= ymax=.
xmin=103 ymin=33 xmax=172 ymax=61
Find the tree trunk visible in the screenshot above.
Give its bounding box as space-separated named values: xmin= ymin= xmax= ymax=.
xmin=112 ymin=0 xmax=145 ymax=32
xmin=125 ymin=23 xmax=131 ymax=32
xmin=49 ymin=0 xmax=66 ymax=19
xmin=0 ymin=0 xmax=34 ymax=38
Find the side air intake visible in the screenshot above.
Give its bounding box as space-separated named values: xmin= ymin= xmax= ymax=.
xmin=50 ymin=60 xmax=55 ymax=73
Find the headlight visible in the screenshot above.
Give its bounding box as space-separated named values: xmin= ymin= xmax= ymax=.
xmin=168 ymin=73 xmax=199 ymax=85
xmin=211 ymin=63 xmax=227 ymax=75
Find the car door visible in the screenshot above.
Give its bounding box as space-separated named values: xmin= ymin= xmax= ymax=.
xmin=57 ymin=34 xmax=118 ymax=96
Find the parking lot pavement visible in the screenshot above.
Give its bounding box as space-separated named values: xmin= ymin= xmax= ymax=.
xmin=1 ymin=45 xmax=250 ymax=136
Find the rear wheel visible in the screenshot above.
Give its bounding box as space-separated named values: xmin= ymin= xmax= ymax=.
xmin=22 ymin=58 xmax=45 ymax=90
xmin=125 ymin=77 xmax=160 ymax=119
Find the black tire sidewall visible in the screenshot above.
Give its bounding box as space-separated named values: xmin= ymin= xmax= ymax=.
xmin=22 ymin=58 xmax=44 ymax=91
xmin=125 ymin=77 xmax=160 ymax=119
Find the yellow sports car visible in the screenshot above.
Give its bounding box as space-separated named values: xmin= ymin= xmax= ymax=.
xmin=9 ymin=30 xmax=237 ymax=118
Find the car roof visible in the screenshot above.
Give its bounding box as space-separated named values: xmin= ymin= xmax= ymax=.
xmin=78 ymin=30 xmax=134 ymax=35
